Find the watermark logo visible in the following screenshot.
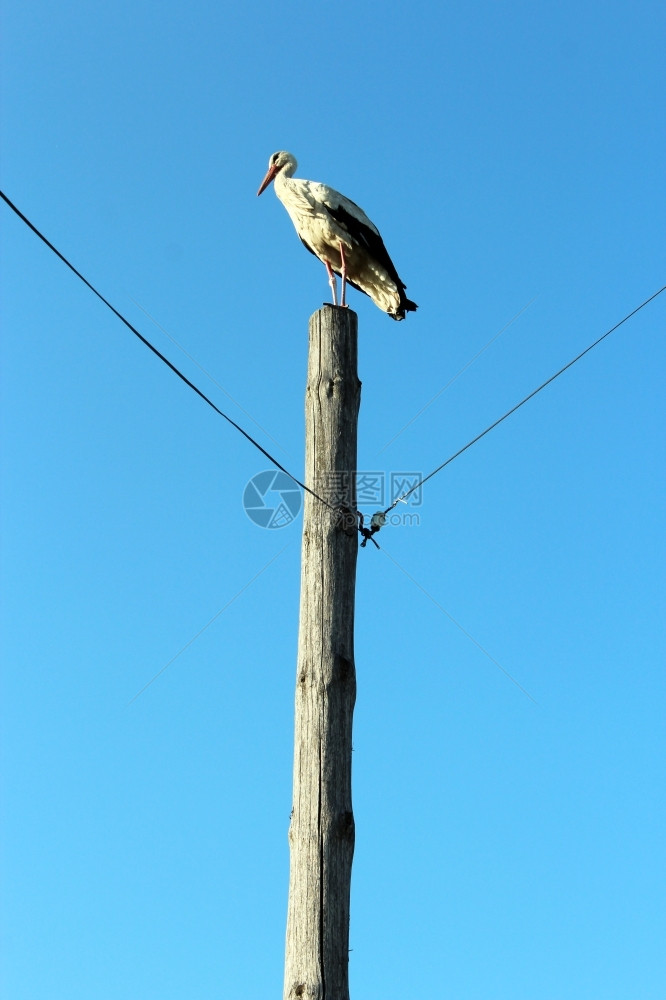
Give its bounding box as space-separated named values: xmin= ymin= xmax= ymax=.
xmin=243 ymin=471 xmax=302 ymax=529
xmin=314 ymin=471 xmax=423 ymax=510
xmin=243 ymin=470 xmax=422 ymax=530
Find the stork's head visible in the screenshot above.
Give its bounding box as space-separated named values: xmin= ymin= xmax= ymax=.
xmin=257 ymin=151 xmax=298 ymax=195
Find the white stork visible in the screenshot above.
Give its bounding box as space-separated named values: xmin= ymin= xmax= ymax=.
xmin=257 ymin=151 xmax=417 ymax=321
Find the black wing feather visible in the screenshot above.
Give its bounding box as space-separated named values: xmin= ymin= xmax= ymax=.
xmin=325 ymin=202 xmax=407 ymax=292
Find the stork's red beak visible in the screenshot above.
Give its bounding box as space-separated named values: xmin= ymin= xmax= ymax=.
xmin=257 ymin=163 xmax=279 ymax=196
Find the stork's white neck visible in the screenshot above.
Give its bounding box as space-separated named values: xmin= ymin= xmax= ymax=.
xmin=275 ymin=159 xmax=297 ymax=189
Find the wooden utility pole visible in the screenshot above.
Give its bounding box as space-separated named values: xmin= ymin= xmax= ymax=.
xmin=284 ymin=305 xmax=361 ymax=1000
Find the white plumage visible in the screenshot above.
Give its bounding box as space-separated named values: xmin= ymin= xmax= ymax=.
xmin=257 ymin=151 xmax=417 ymax=321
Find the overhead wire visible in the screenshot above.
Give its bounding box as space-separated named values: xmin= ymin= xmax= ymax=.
xmin=0 ymin=189 xmax=334 ymax=512
xmin=3 ymin=190 xmax=663 ymax=542
xmin=382 ymin=284 xmax=666 ymax=518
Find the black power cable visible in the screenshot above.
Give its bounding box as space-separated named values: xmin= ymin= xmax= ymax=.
xmin=383 ymin=285 xmax=666 ymax=517
xmin=4 ymin=190 xmax=663 ymax=545
xmin=0 ymin=189 xmax=334 ymax=513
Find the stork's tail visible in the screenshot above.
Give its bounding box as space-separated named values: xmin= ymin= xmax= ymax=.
xmin=393 ymin=297 xmax=418 ymax=321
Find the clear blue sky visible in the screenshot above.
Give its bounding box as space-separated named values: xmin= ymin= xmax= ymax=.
xmin=2 ymin=2 xmax=665 ymax=998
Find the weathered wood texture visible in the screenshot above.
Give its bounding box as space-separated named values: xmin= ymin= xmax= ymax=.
xmin=284 ymin=306 xmax=361 ymax=1000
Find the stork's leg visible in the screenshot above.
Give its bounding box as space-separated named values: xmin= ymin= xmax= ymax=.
xmin=339 ymin=241 xmax=348 ymax=307
xmin=325 ymin=261 xmax=338 ymax=305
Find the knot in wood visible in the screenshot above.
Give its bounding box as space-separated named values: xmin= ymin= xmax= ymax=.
xmin=290 ymin=984 xmax=318 ymax=1000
